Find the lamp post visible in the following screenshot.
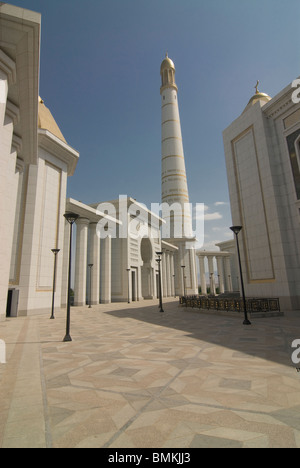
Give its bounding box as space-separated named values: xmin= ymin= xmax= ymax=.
xmin=88 ymin=264 xmax=93 ymax=308
xmin=63 ymin=212 xmax=79 ymax=342
xmin=126 ymin=268 xmax=131 ymax=303
xmin=230 ymin=226 xmax=251 ymax=325
xmin=156 ymin=252 xmax=164 ymax=313
xmin=50 ymin=249 xmax=60 ymax=319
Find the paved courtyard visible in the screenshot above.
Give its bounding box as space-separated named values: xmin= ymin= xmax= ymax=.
xmin=0 ymin=298 xmax=300 ymax=448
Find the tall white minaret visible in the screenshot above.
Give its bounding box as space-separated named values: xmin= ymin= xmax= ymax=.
xmin=160 ymin=54 xmax=197 ymax=295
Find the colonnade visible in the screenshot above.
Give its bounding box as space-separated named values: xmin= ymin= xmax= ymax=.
xmin=61 ymin=216 xmax=113 ymax=307
xmin=161 ymin=248 xmax=176 ymax=298
xmin=197 ymin=251 xmax=233 ymax=295
xmin=61 ymin=201 xmax=179 ymax=308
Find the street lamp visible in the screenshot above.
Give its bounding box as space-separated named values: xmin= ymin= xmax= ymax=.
xmin=50 ymin=249 xmax=60 ymax=319
xmin=230 ymin=226 xmax=251 ymax=325
xmin=63 ymin=212 xmax=79 ymax=341
xmin=88 ymin=264 xmax=93 ymax=308
xmin=126 ymin=268 xmax=131 ymax=303
xmin=156 ymin=252 xmax=164 ymax=313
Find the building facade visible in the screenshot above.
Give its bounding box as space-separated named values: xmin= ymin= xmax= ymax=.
xmin=223 ymin=80 xmax=300 ymax=310
xmin=0 ymin=4 xmax=40 ymax=319
xmin=0 ymin=2 xmax=80 ymax=319
xmin=0 ymin=5 xmax=180 ymax=318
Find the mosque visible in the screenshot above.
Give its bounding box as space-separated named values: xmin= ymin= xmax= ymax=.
xmin=1 ymin=3 xmax=300 ymax=320
xmin=0 ymin=3 xmax=199 ymax=319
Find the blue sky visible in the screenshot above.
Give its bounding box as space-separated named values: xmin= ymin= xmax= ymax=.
xmin=10 ymin=0 xmax=300 ymax=249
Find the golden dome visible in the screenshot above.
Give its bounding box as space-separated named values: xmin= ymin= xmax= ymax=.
xmin=243 ymin=81 xmax=271 ymax=113
xmin=38 ymin=97 xmax=67 ymax=143
xmin=160 ymin=53 xmax=175 ymax=74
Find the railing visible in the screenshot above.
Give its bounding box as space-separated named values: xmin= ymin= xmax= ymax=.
xmin=179 ymin=295 xmax=280 ymax=313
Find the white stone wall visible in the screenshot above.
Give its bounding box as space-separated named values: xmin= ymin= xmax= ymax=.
xmin=223 ymin=84 xmax=300 ymax=309
xmin=0 ymin=63 xmax=18 ymax=319
xmin=17 ymin=148 xmax=68 ymax=315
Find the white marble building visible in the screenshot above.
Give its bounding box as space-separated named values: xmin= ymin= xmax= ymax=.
xmin=223 ymin=80 xmax=300 ymax=310
xmin=0 ymin=4 xmax=80 ymax=318
xmin=65 ymin=197 xmax=178 ymax=307
xmin=0 ymin=4 xmax=41 ymax=319
xmin=0 ymin=4 xmax=179 ymax=318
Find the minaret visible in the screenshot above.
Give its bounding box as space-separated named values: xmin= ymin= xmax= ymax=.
xmin=160 ymin=54 xmax=197 ymax=295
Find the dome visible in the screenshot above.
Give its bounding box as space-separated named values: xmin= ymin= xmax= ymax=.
xmin=38 ymin=97 xmax=67 ymax=143
xmin=160 ymin=53 xmax=175 ymax=74
xmin=243 ymin=82 xmax=271 ymax=113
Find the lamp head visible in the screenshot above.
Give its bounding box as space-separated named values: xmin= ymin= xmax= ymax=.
xmin=64 ymin=212 xmax=79 ymax=225
xmin=230 ymin=225 xmax=242 ymax=235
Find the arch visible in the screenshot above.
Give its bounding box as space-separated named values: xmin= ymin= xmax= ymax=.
xmin=141 ymin=237 xmax=152 ymax=263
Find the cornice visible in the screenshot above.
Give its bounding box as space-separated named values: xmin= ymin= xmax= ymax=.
xmin=0 ymin=49 xmax=16 ymax=84
xmin=160 ymin=83 xmax=178 ymax=95
xmin=38 ymin=129 xmax=79 ymax=177
xmin=12 ymin=134 xmax=22 ymax=156
xmin=263 ymin=82 xmax=296 ymax=120
xmin=6 ymin=99 xmax=20 ymax=125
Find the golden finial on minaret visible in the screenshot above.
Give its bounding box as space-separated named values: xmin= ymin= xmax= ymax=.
xmin=255 ymin=80 xmax=260 ymax=94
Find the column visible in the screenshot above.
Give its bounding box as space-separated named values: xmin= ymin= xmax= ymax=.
xmin=198 ymin=255 xmax=207 ymax=295
xmin=170 ymin=253 xmax=175 ymax=297
xmin=216 ymin=256 xmax=225 ymax=294
xmin=224 ymin=255 xmax=232 ymax=292
xmin=0 ymin=59 xmax=16 ymax=318
xmin=166 ymin=252 xmax=171 ymax=297
xmin=137 ymin=265 xmax=142 ymax=301
xmin=162 ymin=251 xmax=167 ymax=298
xmin=74 ymin=217 xmax=89 ymax=306
xmin=89 ymin=223 xmax=100 ymax=305
xmin=61 ymin=218 xmax=70 ymax=308
xmin=101 ymin=234 xmax=111 ymax=304
xmin=188 ymin=247 xmax=198 ymax=295
xmin=207 ymin=255 xmax=216 ymax=295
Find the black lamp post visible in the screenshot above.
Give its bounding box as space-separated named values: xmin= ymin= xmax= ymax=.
xmin=126 ymin=268 xmax=131 ymax=303
xmin=156 ymin=252 xmax=164 ymax=313
xmin=63 ymin=212 xmax=79 ymax=342
xmin=50 ymin=249 xmax=60 ymax=319
xmin=88 ymin=264 xmax=93 ymax=308
xmin=230 ymin=226 xmax=251 ymax=325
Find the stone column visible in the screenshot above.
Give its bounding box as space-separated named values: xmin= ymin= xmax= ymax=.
xmin=166 ymin=252 xmax=171 ymax=297
xmin=216 ymin=256 xmax=225 ymax=294
xmin=89 ymin=223 xmax=100 ymax=305
xmin=189 ymin=247 xmax=198 ymax=295
xmin=101 ymin=235 xmax=111 ymax=303
xmin=136 ymin=265 xmax=142 ymax=301
xmin=198 ymin=255 xmax=207 ymax=295
xmin=170 ymin=253 xmax=175 ymax=297
xmin=0 ymin=58 xmax=16 ymax=319
xmin=74 ymin=217 xmax=89 ymax=306
xmin=61 ymin=218 xmax=70 ymax=308
xmin=224 ymin=255 xmax=232 ymax=292
xmin=162 ymin=251 xmax=167 ymax=298
xmin=207 ymin=255 xmax=216 ymax=295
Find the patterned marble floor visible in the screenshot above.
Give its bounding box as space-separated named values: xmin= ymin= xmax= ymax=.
xmin=1 ymin=298 xmax=300 ymax=448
